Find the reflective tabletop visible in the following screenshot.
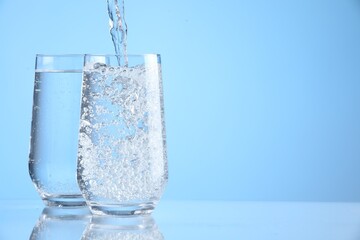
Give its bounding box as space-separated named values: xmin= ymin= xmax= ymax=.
xmin=1 ymin=200 xmax=360 ymax=239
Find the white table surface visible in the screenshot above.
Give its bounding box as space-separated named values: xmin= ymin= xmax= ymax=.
xmin=1 ymin=200 xmax=360 ymax=239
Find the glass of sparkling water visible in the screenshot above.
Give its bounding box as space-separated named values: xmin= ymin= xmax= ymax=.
xmin=77 ymin=54 xmax=168 ymax=215
xmin=29 ymin=54 xmax=86 ymax=207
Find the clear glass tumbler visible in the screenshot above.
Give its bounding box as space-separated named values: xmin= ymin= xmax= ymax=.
xmin=29 ymin=54 xmax=86 ymax=207
xmin=77 ymin=54 xmax=168 ymax=215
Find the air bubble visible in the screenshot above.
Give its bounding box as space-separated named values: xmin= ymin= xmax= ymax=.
xmin=93 ymin=62 xmax=107 ymax=69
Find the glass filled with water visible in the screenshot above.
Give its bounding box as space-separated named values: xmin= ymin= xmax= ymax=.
xmin=29 ymin=54 xmax=86 ymax=207
xmin=77 ymin=54 xmax=168 ymax=215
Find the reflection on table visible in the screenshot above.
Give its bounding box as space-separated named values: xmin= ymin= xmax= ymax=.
xmin=29 ymin=206 xmax=164 ymax=240
xmin=30 ymin=207 xmax=91 ymax=240
xmin=83 ymin=215 xmax=164 ymax=239
xmin=1 ymin=201 xmax=360 ymax=239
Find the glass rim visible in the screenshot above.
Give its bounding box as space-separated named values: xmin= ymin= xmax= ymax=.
xmin=36 ymin=54 xmax=84 ymax=58
xmin=36 ymin=53 xmax=161 ymax=57
xmin=85 ymin=53 xmax=161 ymax=58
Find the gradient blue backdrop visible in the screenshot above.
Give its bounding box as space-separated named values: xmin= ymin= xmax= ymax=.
xmin=1 ymin=0 xmax=360 ymax=201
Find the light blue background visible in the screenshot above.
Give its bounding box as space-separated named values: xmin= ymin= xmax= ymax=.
xmin=0 ymin=0 xmax=360 ymax=201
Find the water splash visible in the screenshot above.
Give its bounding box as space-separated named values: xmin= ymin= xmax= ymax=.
xmin=107 ymin=0 xmax=128 ymax=66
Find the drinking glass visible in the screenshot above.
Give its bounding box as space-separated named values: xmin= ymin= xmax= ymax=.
xmin=29 ymin=54 xmax=86 ymax=207
xmin=77 ymin=54 xmax=168 ymax=215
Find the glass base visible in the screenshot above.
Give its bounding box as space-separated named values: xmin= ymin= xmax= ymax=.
xmin=89 ymin=202 xmax=156 ymax=216
xmin=43 ymin=194 xmax=86 ymax=207
xmin=42 ymin=206 xmax=91 ymax=219
xmin=90 ymin=214 xmax=155 ymax=229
